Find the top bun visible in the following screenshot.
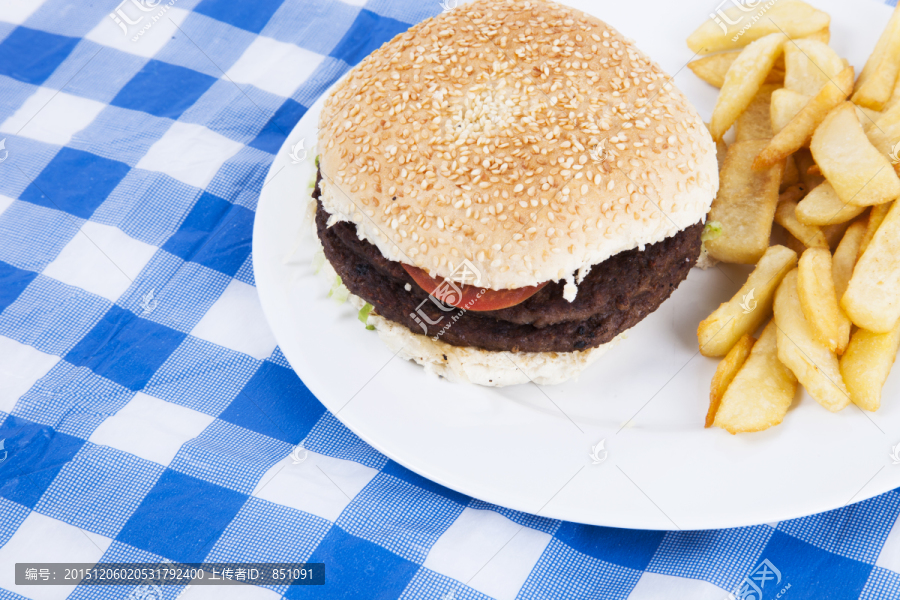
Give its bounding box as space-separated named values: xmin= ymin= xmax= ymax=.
xmin=317 ymin=0 xmax=718 ymax=290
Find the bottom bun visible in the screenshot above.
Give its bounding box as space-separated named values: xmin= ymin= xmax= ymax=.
xmin=364 ymin=307 xmax=625 ymax=387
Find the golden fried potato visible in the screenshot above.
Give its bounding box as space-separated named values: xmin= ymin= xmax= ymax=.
xmin=736 ymin=84 xmax=779 ymax=142
xmin=798 ymin=248 xmax=852 ymax=354
xmin=687 ymin=1 xmax=830 ymax=54
xmin=811 ymin=103 xmax=900 ymax=207
xmin=713 ymin=322 xmax=798 ymax=434
xmin=864 ymin=103 xmax=900 ymax=174
xmin=775 ymin=194 xmax=829 ymax=250
xmin=706 ymin=141 xmax=785 ymax=264
xmin=782 ymin=155 xmax=800 ymax=190
xmin=710 ymin=34 xmax=786 ymax=140
xmin=833 ymin=220 xmax=867 ymax=299
xmin=707 ymin=334 xmax=756 ymax=428
xmin=796 ymin=182 xmax=867 ymax=226
xmin=852 ymin=5 xmax=900 ymax=110
xmin=840 ymin=323 xmax=900 ymax=411
xmin=859 ymin=203 xmax=892 ymax=259
xmin=784 ymin=39 xmax=844 ymax=97
xmin=842 ymin=201 xmax=900 ymax=332
xmin=774 ymin=269 xmax=851 ymax=411
xmin=698 ymin=245 xmax=798 ymax=357
xmin=689 ymin=52 xmax=786 ymax=89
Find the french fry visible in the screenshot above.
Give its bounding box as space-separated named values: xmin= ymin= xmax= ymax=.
xmin=754 ymin=67 xmax=855 ymax=169
xmin=689 ymin=52 xmax=785 ymax=89
xmin=797 ymin=248 xmax=852 ymax=353
xmin=698 ymin=245 xmax=798 ymax=357
xmin=784 ymin=39 xmax=844 ymax=97
xmin=709 ymin=34 xmax=786 ymax=140
xmin=796 ymin=182 xmax=867 ymax=226
xmin=706 ymin=334 xmax=756 ymax=428
xmin=857 ymin=106 xmax=883 ymax=131
xmin=713 ymin=322 xmax=798 ymax=434
xmin=687 ymin=1 xmax=830 ymax=54
xmin=842 ymin=201 xmax=900 ymax=332
xmin=859 ymin=202 xmax=892 ymax=259
xmin=840 ymin=323 xmax=900 ymax=411
xmin=775 ymin=193 xmax=829 ymax=250
xmin=706 ymin=141 xmax=785 ymax=264
xmin=736 ymin=84 xmax=779 ymax=142
xmin=774 ymin=269 xmax=851 ymax=411
xmin=852 ymin=5 xmax=900 ymax=110
xmin=833 ymin=220 xmax=867 ymax=299
xmin=803 ymin=28 xmax=831 ymax=45
xmin=864 ymin=103 xmax=900 ymax=174
xmin=810 ymin=102 xmax=900 ymax=207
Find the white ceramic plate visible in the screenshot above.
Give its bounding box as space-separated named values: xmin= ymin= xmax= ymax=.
xmin=254 ymin=0 xmax=900 ymax=530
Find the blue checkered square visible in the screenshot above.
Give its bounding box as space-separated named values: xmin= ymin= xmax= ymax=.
xmin=181 ymin=79 xmax=279 ymax=144
xmin=0 ymin=415 xmax=86 ymax=508
xmin=518 ymin=537 xmax=642 ymax=600
xmin=861 ymin=567 xmax=900 ymax=600
xmin=35 ymin=443 xmax=165 ymax=538
xmin=111 ymin=59 xmax=216 ymax=119
xmin=293 ymin=526 xmax=419 ymax=600
xmin=194 ymin=0 xmax=285 ymax=34
xmin=65 ymin=304 xmax=188 ymax=391
xmin=161 ymin=191 xmax=253 ymax=276
xmin=169 ymin=419 xmax=290 ymax=493
xmin=43 ymin=47 xmax=147 ymax=104
xmin=0 ymin=27 xmax=79 ymax=85
xmin=329 ymin=10 xmax=409 ymax=67
xmin=0 ymin=137 xmax=62 ymax=200
xmin=261 ymin=1 xmax=360 ymax=54
xmin=647 ymin=525 xmax=774 ymax=591
xmin=144 ymin=336 xmax=261 ymax=416
xmin=20 ymin=0 xmax=109 ymax=38
xmin=248 ymin=97 xmax=307 ymax=154
xmin=19 ymin=147 xmax=130 ymax=219
xmin=205 ymin=146 xmax=272 ymax=210
xmin=69 ymin=105 xmax=173 ymax=168
xmin=399 ymin=569 xmax=492 ymax=600
xmin=12 ymin=361 xmax=134 ymax=439
xmin=0 ymin=75 xmax=40 ymax=124
xmin=303 ymin=412 xmax=388 ymax=471
xmin=116 ymin=468 xmax=248 ymax=563
xmin=156 ymin=11 xmax=256 ymax=79
xmin=0 ymin=201 xmax=81 ymax=272
xmin=336 ymin=466 xmax=467 ymax=564
xmin=234 ymin=252 xmax=255 ymax=286
xmin=0 ymin=275 xmax=111 ymax=356
xmin=0 ymin=260 xmax=38 ymax=314
xmin=206 ymin=496 xmax=331 ymax=563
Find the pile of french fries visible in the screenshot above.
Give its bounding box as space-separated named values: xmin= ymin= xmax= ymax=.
xmin=689 ymin=1 xmax=900 ymax=434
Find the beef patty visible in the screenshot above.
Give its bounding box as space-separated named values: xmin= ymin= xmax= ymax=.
xmin=314 ymin=172 xmax=702 ymax=353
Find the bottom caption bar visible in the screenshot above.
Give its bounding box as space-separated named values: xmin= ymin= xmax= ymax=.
xmin=15 ymin=563 xmax=325 ymax=586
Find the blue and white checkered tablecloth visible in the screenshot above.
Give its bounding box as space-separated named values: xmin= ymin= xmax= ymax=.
xmin=1 ymin=0 xmax=900 ymax=598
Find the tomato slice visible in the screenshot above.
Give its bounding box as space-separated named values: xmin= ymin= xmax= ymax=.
xmin=402 ymin=264 xmax=549 ymax=312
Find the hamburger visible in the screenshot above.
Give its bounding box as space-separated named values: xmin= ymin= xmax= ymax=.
xmin=312 ymin=0 xmax=718 ymax=386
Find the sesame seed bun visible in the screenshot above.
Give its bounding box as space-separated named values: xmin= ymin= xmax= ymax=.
xmin=317 ymin=0 xmax=718 ymax=290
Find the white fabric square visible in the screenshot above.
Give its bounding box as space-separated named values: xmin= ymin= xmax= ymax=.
xmin=43 ymin=221 xmax=157 ymax=302
xmin=136 ymin=121 xmax=243 ymax=189
xmin=253 ymin=450 xmax=378 ymax=522
xmin=85 ymin=6 xmax=190 ymax=58
xmin=89 ymin=392 xmax=214 ymax=466
xmin=428 ymin=511 xmax=551 ymax=600
xmin=0 ymin=512 xmax=112 ymax=600
xmin=191 ymin=280 xmax=278 ymax=359
xmin=0 ymin=194 xmax=14 ymax=216
xmin=0 ymin=336 xmax=60 ymax=413
xmin=1 ymin=0 xmax=42 ymax=24
xmin=628 ymin=572 xmax=726 ymax=600
xmin=226 ymin=36 xmax=325 ymax=97
xmin=0 ymin=88 xmax=106 ymax=146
